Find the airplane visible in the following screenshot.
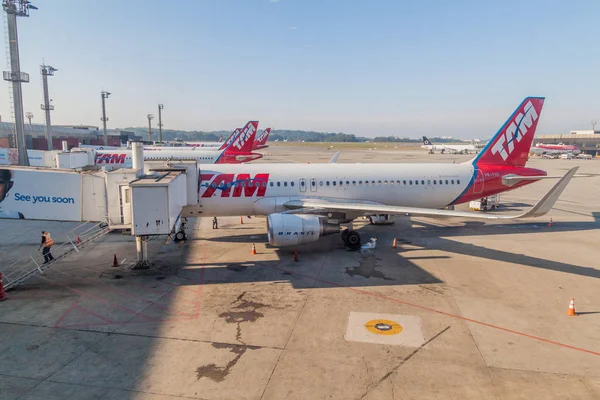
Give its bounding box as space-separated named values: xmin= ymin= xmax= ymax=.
xmin=530 ymin=143 xmax=581 ymax=156
xmin=253 ymin=128 xmax=271 ymax=150
xmin=95 ymin=121 xmax=263 ymax=167
xmin=421 ymin=136 xmax=479 ymax=154
xmin=178 ymin=127 xmax=271 ymax=151
xmin=182 ymin=97 xmax=578 ymax=248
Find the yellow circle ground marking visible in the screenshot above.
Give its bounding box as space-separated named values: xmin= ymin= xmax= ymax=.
xmin=365 ymin=319 xmax=403 ymax=335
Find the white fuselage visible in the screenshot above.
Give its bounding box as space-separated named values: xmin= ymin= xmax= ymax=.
xmin=422 ymin=144 xmax=477 ymax=153
xmin=146 ymin=142 xmax=223 ymax=150
xmin=95 ymin=148 xmax=224 ymax=167
xmin=193 ymin=163 xmax=475 ymax=216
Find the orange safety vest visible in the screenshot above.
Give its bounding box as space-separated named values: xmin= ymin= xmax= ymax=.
xmin=43 ymin=233 xmax=54 ymax=248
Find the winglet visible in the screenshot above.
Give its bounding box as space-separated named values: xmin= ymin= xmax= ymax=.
xmin=329 ymin=151 xmax=340 ymax=163
xmin=516 ymin=167 xmax=578 ymax=218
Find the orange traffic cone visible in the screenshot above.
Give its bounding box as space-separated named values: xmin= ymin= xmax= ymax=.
xmin=0 ymin=272 xmax=6 ymax=301
xmin=240 ymin=216 xmax=244 ymax=224
xmin=548 ymin=218 xmax=553 ymax=227
xmin=112 ymin=254 xmax=119 ymax=268
xmin=293 ymin=251 xmax=299 ymax=262
xmin=392 ymin=238 xmax=397 ymax=248
xmin=76 ymin=235 xmax=82 ymax=244
xmin=251 ymin=244 xmax=257 ymax=255
xmin=567 ymin=298 xmax=576 ymax=316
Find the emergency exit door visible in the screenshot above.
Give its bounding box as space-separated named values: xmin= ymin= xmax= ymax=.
xmin=299 ymin=178 xmax=306 ymax=192
xmin=310 ymin=178 xmax=317 ymax=192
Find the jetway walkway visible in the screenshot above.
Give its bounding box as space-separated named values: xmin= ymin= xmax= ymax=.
xmin=0 ymin=222 xmax=110 ymax=290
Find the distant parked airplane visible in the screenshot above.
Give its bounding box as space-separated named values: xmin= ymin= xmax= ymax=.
xmin=421 ymin=136 xmax=479 ymax=154
xmin=530 ymin=143 xmax=581 ymax=156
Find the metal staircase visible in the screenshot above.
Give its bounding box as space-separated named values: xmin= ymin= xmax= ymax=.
xmin=0 ymin=222 xmax=110 ymax=290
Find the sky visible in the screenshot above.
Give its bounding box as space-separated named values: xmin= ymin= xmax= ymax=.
xmin=0 ymin=0 xmax=598 ymax=138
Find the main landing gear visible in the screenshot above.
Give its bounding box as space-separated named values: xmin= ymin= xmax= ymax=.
xmin=341 ymin=229 xmax=361 ymax=248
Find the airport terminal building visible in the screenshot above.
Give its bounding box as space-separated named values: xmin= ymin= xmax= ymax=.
xmin=0 ymin=122 xmax=139 ymax=149
xmin=535 ymin=130 xmax=600 ymax=156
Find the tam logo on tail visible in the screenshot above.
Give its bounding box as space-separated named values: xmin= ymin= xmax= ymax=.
xmin=490 ymin=100 xmax=539 ymax=161
xmin=475 ymin=97 xmax=544 ymax=167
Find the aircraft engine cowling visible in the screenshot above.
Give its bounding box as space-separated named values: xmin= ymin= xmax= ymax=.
xmin=267 ymin=214 xmax=339 ymax=247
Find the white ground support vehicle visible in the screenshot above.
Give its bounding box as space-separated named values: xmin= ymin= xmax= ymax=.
xmin=560 ymin=153 xmax=574 ymax=159
xmin=576 ymin=153 xmax=593 ymax=160
xmin=364 ymin=214 xmax=396 ymax=225
xmin=469 ymin=194 xmax=500 ymax=211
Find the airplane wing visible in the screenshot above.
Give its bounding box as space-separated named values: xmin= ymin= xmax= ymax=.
xmin=329 ymin=151 xmax=341 ymax=163
xmin=283 ymin=167 xmax=578 ymax=220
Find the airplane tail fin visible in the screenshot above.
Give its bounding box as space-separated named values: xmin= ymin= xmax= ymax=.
xmin=422 ymin=136 xmax=432 ymax=145
xmin=254 ymin=128 xmax=271 ymax=149
xmin=223 ymin=121 xmax=259 ymax=154
xmin=473 ymin=97 xmax=545 ymax=167
xmin=219 ymin=128 xmax=241 ymax=150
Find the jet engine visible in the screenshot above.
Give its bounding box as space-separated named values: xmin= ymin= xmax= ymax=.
xmin=267 ymin=214 xmax=339 ymax=246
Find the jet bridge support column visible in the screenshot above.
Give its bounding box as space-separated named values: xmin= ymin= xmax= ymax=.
xmin=134 ymin=236 xmax=150 ymax=269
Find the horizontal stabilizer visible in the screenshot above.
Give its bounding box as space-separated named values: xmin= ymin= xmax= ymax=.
xmin=329 ymin=152 xmax=340 ymax=163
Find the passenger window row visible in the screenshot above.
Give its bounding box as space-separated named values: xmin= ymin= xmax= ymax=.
xmin=318 ymin=179 xmax=460 ymax=186
xmin=209 ymin=178 xmax=461 ymax=189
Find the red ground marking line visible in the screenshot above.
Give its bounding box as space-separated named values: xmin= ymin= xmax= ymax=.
xmin=155 ymin=279 xmax=205 ymax=296
xmin=38 ymin=275 xmax=155 ymax=322
xmin=268 ymin=265 xmax=600 ymax=358
xmin=99 ymin=286 xmax=196 ymax=316
xmin=57 ymin=285 xmax=155 ymax=322
xmin=73 ymin=304 xmax=116 ymax=324
xmin=52 ymin=299 xmax=80 ymax=328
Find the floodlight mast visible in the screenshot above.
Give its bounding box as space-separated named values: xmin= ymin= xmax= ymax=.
xmin=40 ymin=64 xmax=56 ymax=150
xmin=101 ymin=91 xmax=110 ymax=146
xmin=25 ymin=111 xmax=32 ymax=124
xmin=147 ymin=114 xmax=154 ymax=141
xmin=2 ymin=0 xmax=36 ymax=166
xmin=158 ymin=104 xmax=163 ymax=142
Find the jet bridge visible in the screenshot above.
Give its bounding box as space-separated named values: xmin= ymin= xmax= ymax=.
xmin=0 ymin=143 xmax=200 ymax=287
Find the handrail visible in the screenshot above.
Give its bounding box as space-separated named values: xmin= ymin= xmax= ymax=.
xmin=0 ymin=222 xmax=111 ymax=290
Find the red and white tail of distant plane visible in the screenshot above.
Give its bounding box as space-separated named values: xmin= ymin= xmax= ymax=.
xmin=253 ymin=128 xmax=271 ymax=150
xmin=183 ymin=97 xmax=578 ymax=247
xmin=94 ymin=121 xmax=263 ymax=167
xmin=182 ymin=127 xmax=271 ymax=151
xmin=530 ymin=143 xmax=581 ymax=156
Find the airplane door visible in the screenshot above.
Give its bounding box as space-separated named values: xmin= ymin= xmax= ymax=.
xmin=120 ymin=185 xmax=132 ymax=225
xmin=472 ymin=169 xmax=484 ymax=194
xmin=310 ymin=178 xmax=317 ymax=192
xmin=300 ymin=178 xmax=306 ymax=192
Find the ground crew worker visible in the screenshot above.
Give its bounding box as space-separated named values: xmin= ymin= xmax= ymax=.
xmin=212 ymin=217 xmax=218 ymax=229
xmin=39 ymin=230 xmax=54 ymax=263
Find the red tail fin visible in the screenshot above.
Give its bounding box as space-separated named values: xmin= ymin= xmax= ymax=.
xmin=474 ymin=97 xmax=545 ymax=167
xmin=219 ymin=128 xmax=241 ymax=150
xmin=224 ymin=121 xmax=258 ymax=154
xmin=253 ymin=128 xmax=271 ymax=149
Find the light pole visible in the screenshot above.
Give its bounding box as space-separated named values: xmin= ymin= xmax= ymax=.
xmin=147 ymin=114 xmax=154 ymax=141
xmin=2 ymin=0 xmax=36 ymax=166
xmin=158 ymin=104 xmax=164 ymax=142
xmin=40 ymin=64 xmax=57 ymax=150
xmin=101 ymin=91 xmax=110 ymax=146
xmin=25 ymin=112 xmax=33 ymax=124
